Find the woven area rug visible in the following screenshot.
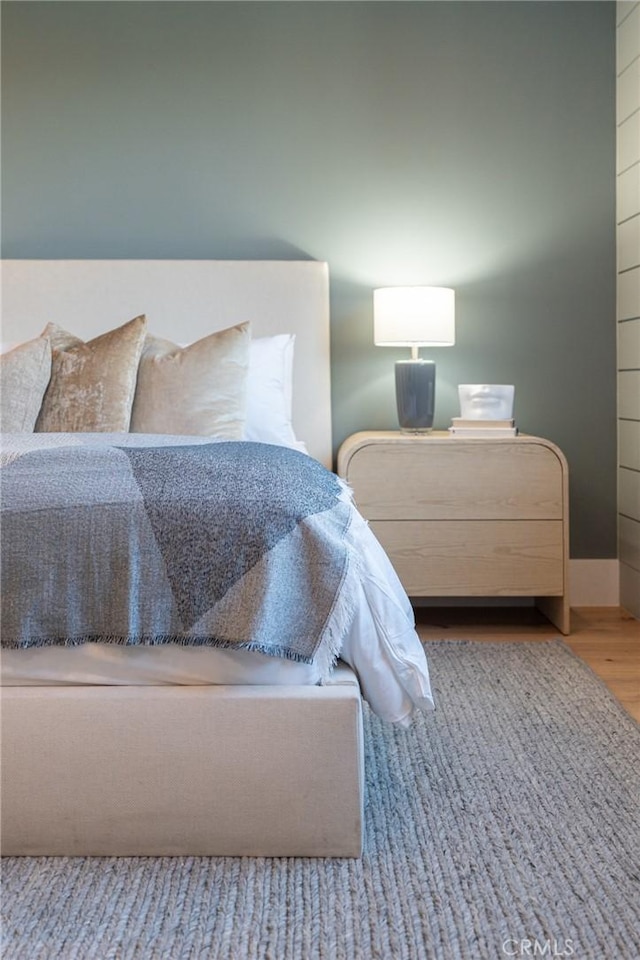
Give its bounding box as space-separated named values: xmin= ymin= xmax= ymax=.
xmin=2 ymin=640 xmax=639 ymax=960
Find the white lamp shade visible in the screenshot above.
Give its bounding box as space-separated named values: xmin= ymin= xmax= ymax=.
xmin=374 ymin=286 xmax=455 ymax=347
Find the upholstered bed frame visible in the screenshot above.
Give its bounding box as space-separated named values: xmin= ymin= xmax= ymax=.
xmin=0 ymin=260 xmax=365 ymax=858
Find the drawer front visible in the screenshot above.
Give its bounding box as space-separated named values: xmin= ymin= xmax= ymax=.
xmin=370 ymin=520 xmax=565 ymax=596
xmin=347 ymin=441 xmax=564 ymax=520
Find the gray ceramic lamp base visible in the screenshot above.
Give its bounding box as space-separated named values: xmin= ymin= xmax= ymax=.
xmin=395 ymin=359 xmax=436 ymax=432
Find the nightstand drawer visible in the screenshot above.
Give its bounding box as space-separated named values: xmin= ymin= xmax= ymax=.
xmin=346 ymin=440 xmax=563 ymax=520
xmin=370 ymin=520 xmax=565 ymax=596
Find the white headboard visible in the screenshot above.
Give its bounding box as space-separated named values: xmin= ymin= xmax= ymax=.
xmin=0 ymin=259 xmax=332 ymax=467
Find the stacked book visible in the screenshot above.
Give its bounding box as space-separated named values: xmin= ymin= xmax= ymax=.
xmin=448 ymin=417 xmax=518 ymax=438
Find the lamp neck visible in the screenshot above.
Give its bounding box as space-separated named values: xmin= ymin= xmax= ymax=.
xmin=411 ymin=345 xmax=419 ymax=361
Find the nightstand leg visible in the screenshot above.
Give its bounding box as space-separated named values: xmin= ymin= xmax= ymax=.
xmin=536 ymin=596 xmax=571 ymax=635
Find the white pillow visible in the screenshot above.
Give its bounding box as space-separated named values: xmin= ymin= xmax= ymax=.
xmin=245 ymin=335 xmax=307 ymax=452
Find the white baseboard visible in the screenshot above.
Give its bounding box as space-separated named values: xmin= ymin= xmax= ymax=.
xmin=569 ymin=560 xmax=620 ymax=607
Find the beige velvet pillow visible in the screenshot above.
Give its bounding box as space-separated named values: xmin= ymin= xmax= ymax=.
xmin=0 ymin=337 xmax=52 ymax=432
xmin=130 ymin=322 xmax=251 ymax=438
xmin=35 ymin=315 xmax=147 ymax=432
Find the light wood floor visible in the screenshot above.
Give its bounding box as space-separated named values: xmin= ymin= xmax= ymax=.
xmin=414 ymin=606 xmax=640 ymax=722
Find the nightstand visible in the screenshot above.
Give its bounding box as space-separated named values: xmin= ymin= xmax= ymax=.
xmin=337 ymin=430 xmax=570 ymax=634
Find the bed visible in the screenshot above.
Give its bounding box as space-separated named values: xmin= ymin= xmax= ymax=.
xmin=0 ymin=259 xmax=434 ymax=858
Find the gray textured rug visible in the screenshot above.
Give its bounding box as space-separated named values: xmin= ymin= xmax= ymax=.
xmin=2 ymin=640 xmax=639 ymax=960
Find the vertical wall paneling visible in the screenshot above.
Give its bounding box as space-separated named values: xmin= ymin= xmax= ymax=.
xmin=618 ymin=56 xmax=640 ymax=119
xmin=616 ymin=164 xmax=640 ymax=221
xmin=619 ymin=466 xmax=640 ymax=518
xmin=618 ymin=216 xmax=640 ymax=270
xmin=618 ymin=371 xmax=640 ymax=417
xmin=619 ymin=419 xmax=640 ymax=470
xmin=617 ymin=1 xmax=640 ymax=617
xmin=617 ymin=111 xmax=640 ymax=172
xmin=618 ymin=265 xmax=640 ymax=318
xmin=619 ymin=313 xmax=640 ymax=363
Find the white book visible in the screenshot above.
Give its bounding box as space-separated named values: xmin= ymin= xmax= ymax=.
xmin=450 ymin=417 xmax=515 ymax=429
xmin=448 ymin=426 xmax=518 ymax=438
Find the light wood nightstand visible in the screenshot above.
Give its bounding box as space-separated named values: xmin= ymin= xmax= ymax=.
xmin=337 ymin=430 xmax=570 ymax=634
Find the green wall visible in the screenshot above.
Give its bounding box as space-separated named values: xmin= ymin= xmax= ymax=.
xmin=1 ymin=1 xmax=616 ymax=557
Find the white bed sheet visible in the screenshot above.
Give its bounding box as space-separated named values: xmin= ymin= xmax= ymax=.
xmin=1 ymin=644 xmax=323 ymax=687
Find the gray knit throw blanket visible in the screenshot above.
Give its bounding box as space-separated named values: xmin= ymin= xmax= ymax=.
xmin=1 ymin=438 xmax=353 ymax=675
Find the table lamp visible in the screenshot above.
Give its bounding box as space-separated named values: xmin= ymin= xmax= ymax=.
xmin=374 ymin=286 xmax=455 ymax=432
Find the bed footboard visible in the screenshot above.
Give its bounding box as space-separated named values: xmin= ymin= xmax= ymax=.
xmin=1 ymin=665 xmax=364 ymax=857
